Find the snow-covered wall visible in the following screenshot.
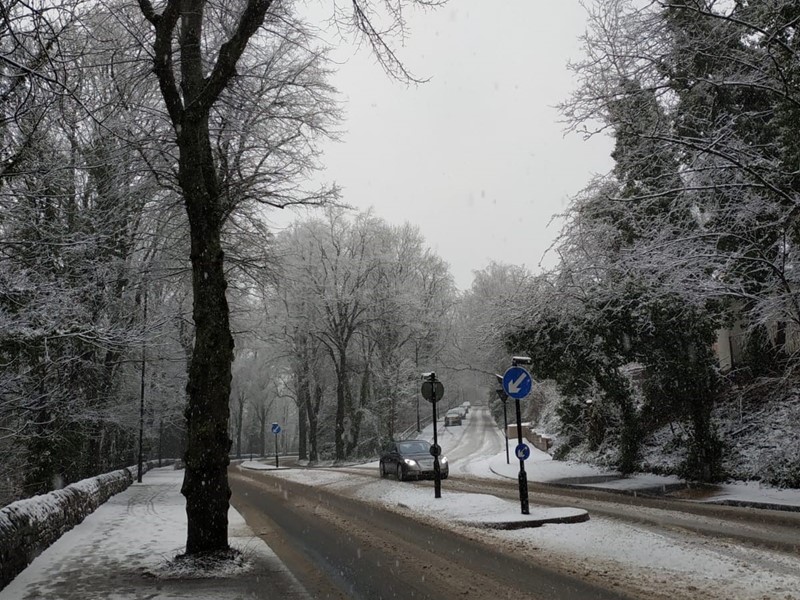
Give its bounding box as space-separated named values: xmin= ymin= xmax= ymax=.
xmin=0 ymin=461 xmax=168 ymax=589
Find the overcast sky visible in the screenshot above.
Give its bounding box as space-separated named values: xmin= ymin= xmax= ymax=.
xmin=282 ymin=1 xmax=614 ymax=290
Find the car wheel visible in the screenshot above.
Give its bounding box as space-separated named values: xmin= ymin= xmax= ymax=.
xmin=396 ymin=463 xmax=404 ymax=481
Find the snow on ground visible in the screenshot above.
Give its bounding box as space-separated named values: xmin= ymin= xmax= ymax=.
xmin=435 ymin=407 xmax=800 ymax=506
xmin=246 ymin=405 xmax=800 ymax=600
xmin=6 ymin=404 xmax=800 ymax=599
xmin=0 ymin=468 xmax=305 ymax=600
xmin=254 ymin=405 xmax=800 ymax=509
xmin=486 ymin=441 xmax=800 ymax=506
xmin=704 ymin=480 xmax=800 ymax=508
xmin=259 ymin=463 xmax=800 ymax=600
xmin=485 ymin=443 xmax=615 ymax=481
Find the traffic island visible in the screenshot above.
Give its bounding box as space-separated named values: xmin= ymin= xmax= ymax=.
xmin=457 ymin=507 xmax=589 ymax=530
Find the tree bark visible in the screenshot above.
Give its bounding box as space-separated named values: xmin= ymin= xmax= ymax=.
xmin=308 ymin=382 xmax=322 ymax=461
xmin=295 ymin=339 xmax=310 ymax=460
xmin=347 ymin=361 xmax=370 ymax=456
xmin=235 ymin=393 xmax=245 ymax=459
xmin=297 ymin=372 xmax=309 ymax=460
xmin=137 ymin=0 xmax=276 ymax=555
xmin=180 ymin=113 xmax=235 ymax=553
xmin=334 ymin=348 xmax=349 ymax=460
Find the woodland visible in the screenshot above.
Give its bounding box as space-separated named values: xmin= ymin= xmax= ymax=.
xmin=2 ymin=0 xmax=800 ymax=558
xmin=479 ymin=0 xmax=800 ymax=488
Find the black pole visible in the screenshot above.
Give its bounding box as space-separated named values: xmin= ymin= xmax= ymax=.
xmin=515 ymin=396 xmax=529 ymax=514
xmin=432 ymin=381 xmax=441 ymax=499
xmin=137 ymin=288 xmax=147 ymax=483
xmin=416 ymin=396 xmax=421 ymax=433
xmin=503 ymin=398 xmax=510 ymax=465
xmin=275 ymin=433 xmax=279 ymax=468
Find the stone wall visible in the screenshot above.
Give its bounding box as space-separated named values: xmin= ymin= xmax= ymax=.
xmin=0 ymin=461 xmax=167 ymax=590
xmin=507 ymin=423 xmax=553 ymax=452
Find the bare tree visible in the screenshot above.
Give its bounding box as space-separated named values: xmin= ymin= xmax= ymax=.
xmin=133 ymin=0 xmax=444 ymax=554
xmin=562 ymin=0 xmax=800 ymax=361
xmin=273 ymin=211 xmax=455 ymax=457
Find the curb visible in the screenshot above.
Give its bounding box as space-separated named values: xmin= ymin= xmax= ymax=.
xmin=705 ymin=498 xmax=800 ymax=513
xmin=488 ymin=464 xmax=800 ymax=513
xmin=458 ymin=510 xmax=590 ymax=530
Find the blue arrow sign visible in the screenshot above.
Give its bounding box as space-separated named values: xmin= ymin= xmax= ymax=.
xmin=515 ymin=443 xmax=530 ymax=461
xmin=271 ymin=423 xmax=281 ymax=434
xmin=502 ymin=366 xmax=533 ymax=399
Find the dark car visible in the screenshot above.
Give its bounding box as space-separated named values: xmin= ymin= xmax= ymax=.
xmin=379 ymin=439 xmax=449 ymax=481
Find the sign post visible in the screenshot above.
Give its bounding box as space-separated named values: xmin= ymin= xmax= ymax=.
xmin=502 ymin=359 xmax=533 ymax=515
xmin=271 ymin=422 xmax=282 ymax=468
xmin=421 ymin=373 xmax=444 ymax=499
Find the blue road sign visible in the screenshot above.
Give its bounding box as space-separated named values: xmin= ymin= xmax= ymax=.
xmin=502 ymin=366 xmax=533 ymax=399
xmin=515 ymin=443 xmax=530 ymax=461
xmin=271 ymin=422 xmax=282 ymax=434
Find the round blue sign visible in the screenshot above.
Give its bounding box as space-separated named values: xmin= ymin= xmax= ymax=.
xmin=515 ymin=443 xmax=530 ymax=461
xmin=502 ymin=366 xmax=533 ymax=399
xmin=271 ymin=423 xmax=281 ymax=434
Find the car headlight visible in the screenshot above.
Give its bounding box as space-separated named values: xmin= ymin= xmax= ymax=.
xmin=440 ymin=456 xmax=448 ymax=464
xmin=404 ymin=459 xmax=418 ymax=467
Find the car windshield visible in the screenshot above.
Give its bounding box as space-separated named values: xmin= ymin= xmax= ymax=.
xmin=397 ymin=441 xmax=429 ymax=455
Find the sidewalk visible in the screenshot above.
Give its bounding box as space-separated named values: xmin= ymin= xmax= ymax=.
xmin=0 ymin=468 xmax=309 ymax=600
xmin=484 ymin=443 xmax=800 ymax=512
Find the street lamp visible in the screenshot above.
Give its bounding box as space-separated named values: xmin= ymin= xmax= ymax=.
xmin=137 ymin=285 xmax=148 ymax=483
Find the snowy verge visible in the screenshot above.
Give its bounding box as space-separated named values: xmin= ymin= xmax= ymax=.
xmin=257 ymin=465 xmax=589 ymax=527
xmin=0 ymin=460 xmax=168 ymax=590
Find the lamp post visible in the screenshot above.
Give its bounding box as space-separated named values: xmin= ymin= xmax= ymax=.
xmin=137 ymin=287 xmax=147 ymax=483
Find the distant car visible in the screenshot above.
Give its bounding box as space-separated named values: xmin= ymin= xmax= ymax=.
xmin=379 ymin=439 xmax=449 ymax=481
xmin=444 ymin=410 xmax=462 ymax=427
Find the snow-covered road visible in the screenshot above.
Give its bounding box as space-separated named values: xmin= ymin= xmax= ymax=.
xmin=253 ymin=460 xmax=800 ymax=600
xmin=241 ymin=401 xmax=800 ymax=600
xmin=433 ymin=404 xmax=506 ymax=475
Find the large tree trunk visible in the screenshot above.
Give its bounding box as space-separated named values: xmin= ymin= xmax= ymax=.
xmin=334 ymin=348 xmax=349 ymax=460
xmin=297 ymin=383 xmax=311 ymax=460
xmin=347 ymin=363 xmax=370 ymax=456
xmin=235 ymin=397 xmax=245 ymax=459
xmin=297 ymin=390 xmax=308 ymax=461
xmin=296 ymin=348 xmax=310 ymax=460
xmin=260 ymin=407 xmax=267 ymax=456
xmin=179 ymin=114 xmax=234 ymax=555
xmin=308 ymin=382 xmax=322 ymax=462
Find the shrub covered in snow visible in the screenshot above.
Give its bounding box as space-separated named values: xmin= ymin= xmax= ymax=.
xmin=716 ymin=390 xmax=800 ymax=488
xmin=537 ymin=374 xmax=800 ymax=490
